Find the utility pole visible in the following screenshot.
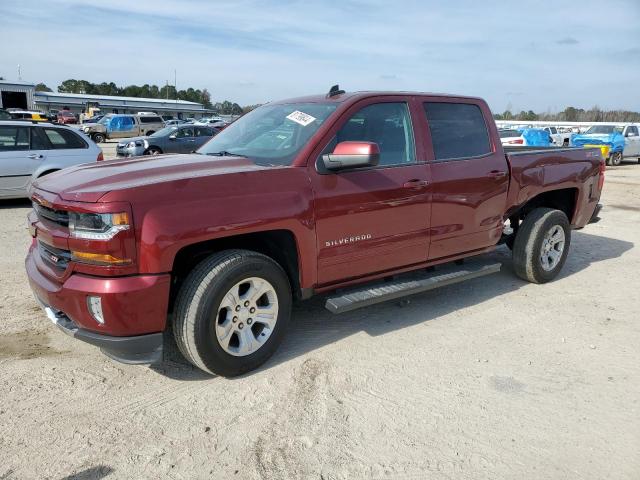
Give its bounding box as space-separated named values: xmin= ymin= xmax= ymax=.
xmin=17 ymin=64 xmax=21 ymax=81
xmin=174 ymin=69 xmax=177 ymax=104
xmin=166 ymin=80 xmax=169 ymax=100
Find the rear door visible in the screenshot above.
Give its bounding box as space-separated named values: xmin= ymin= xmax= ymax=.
xmin=309 ymin=97 xmax=431 ymax=286
xmin=420 ymin=99 xmax=509 ymax=260
xmin=0 ymin=125 xmax=43 ymax=197
xmin=39 ymin=127 xmax=92 ymax=168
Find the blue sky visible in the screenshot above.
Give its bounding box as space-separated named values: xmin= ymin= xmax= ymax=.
xmin=1 ymin=0 xmax=639 ymax=112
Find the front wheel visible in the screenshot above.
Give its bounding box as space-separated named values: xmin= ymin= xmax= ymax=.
xmin=173 ymin=250 xmax=292 ymax=376
xmin=145 ymin=147 xmax=162 ymax=155
xmin=512 ymin=208 xmax=571 ymax=284
xmin=610 ymin=151 xmax=622 ymax=166
xmin=92 ymin=132 xmax=105 ymax=143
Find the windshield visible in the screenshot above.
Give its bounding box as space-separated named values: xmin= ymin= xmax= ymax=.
xmin=197 ymin=102 xmax=338 ymax=165
xmin=585 ymin=125 xmax=620 ymax=134
xmin=150 ymin=126 xmax=178 ymax=137
xmin=98 ymin=117 xmax=110 ymax=125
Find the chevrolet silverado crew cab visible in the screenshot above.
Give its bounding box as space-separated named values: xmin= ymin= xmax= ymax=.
xmin=26 ymin=88 xmax=605 ymax=376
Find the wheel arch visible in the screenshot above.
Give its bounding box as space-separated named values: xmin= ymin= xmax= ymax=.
xmin=508 ymin=187 xmax=579 ymax=224
xmin=169 ymin=229 xmax=303 ymax=312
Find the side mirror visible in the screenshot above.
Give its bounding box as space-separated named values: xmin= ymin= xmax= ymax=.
xmin=169 ymin=134 xmax=177 ymax=140
xmin=626 ymin=131 xmax=636 ymax=137
xmin=321 ymin=141 xmax=380 ymax=171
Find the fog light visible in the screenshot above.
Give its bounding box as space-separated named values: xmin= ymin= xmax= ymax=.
xmin=87 ymin=296 xmax=105 ymax=324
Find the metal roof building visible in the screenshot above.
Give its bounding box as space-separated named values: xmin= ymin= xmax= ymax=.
xmin=34 ymin=91 xmax=212 ymax=118
xmin=0 ymin=80 xmax=37 ymax=111
xmin=0 ymin=80 xmax=212 ymax=119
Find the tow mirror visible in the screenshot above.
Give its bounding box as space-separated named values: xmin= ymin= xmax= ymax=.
xmin=321 ymin=141 xmax=380 ymax=171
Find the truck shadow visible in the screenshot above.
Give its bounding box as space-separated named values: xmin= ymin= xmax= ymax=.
xmin=0 ymin=198 xmax=31 ymax=209
xmin=151 ymin=230 xmax=632 ymax=380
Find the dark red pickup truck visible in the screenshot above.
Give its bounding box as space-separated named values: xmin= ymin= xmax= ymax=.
xmin=26 ymin=88 xmax=604 ymax=376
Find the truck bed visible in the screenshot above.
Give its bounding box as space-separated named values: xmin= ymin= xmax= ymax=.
xmin=503 ymin=145 xmax=603 ymax=228
xmin=503 ymin=145 xmax=578 ymax=155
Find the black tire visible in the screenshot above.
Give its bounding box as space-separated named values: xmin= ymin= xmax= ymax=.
xmin=38 ymin=169 xmax=59 ymax=178
xmin=512 ymin=208 xmax=571 ymax=284
xmin=610 ymin=151 xmax=622 ymax=166
xmin=173 ymin=249 xmax=292 ymax=377
xmin=146 ymin=131 xmax=155 ymax=136
xmin=145 ymin=147 xmax=162 ymax=155
xmin=92 ymin=132 xmax=105 ymax=143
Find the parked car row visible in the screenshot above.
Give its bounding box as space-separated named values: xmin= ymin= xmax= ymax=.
xmin=571 ymin=124 xmax=640 ymax=166
xmin=115 ymin=125 xmax=220 ymax=157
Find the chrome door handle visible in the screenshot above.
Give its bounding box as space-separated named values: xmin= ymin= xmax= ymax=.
xmin=403 ymin=179 xmax=429 ymax=189
xmin=487 ymin=170 xmax=507 ymax=179
xmin=28 ymin=154 xmax=43 ymax=159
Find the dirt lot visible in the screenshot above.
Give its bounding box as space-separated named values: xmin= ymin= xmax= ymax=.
xmin=1 ymin=163 xmax=639 ymax=480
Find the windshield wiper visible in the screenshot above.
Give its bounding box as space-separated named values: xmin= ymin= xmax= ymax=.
xmin=205 ymin=151 xmax=246 ymax=157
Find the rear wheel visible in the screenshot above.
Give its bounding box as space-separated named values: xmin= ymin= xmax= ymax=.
xmin=512 ymin=208 xmax=571 ymax=284
xmin=173 ymin=250 xmax=292 ymax=376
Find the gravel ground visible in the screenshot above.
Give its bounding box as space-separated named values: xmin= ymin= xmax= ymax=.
xmin=1 ymin=163 xmax=639 ymax=480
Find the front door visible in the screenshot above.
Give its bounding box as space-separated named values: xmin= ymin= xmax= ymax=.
xmin=174 ymin=127 xmax=197 ymax=153
xmin=420 ymin=100 xmax=509 ymax=260
xmin=0 ymin=124 xmax=45 ymax=197
xmin=309 ymin=99 xmax=431 ymax=286
xmin=623 ymin=125 xmax=640 ymax=157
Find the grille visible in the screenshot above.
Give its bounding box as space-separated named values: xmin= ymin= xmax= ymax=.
xmin=38 ymin=241 xmax=72 ymax=270
xmin=33 ymin=202 xmax=69 ymax=227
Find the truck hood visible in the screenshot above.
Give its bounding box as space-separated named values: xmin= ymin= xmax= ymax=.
xmin=572 ymin=132 xmax=625 ymax=151
xmin=33 ymin=154 xmax=269 ymax=202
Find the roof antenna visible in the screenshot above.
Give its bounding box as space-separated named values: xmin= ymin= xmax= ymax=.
xmin=327 ymin=84 xmax=345 ymax=98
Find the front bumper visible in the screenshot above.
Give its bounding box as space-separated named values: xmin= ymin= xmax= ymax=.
xmin=26 ymin=247 xmax=171 ymax=364
xmin=116 ymin=145 xmax=145 ymax=157
xmin=42 ymin=302 xmax=163 ymax=364
xmin=589 ymin=203 xmax=603 ymax=224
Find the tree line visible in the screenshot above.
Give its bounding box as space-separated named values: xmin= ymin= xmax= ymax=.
xmin=494 ymin=106 xmax=640 ymax=123
xmin=34 ymin=79 xmax=245 ymax=115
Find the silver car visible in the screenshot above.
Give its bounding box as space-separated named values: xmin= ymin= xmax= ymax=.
xmin=0 ymin=121 xmax=103 ymax=199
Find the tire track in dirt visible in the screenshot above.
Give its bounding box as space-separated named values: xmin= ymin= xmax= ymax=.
xmin=253 ymin=358 xmax=355 ymax=479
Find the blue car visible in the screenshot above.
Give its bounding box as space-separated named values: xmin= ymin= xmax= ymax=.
xmin=116 ymin=125 xmax=219 ymax=157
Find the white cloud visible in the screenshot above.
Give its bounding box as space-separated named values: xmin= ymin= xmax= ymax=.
xmin=1 ymin=0 xmax=639 ymax=111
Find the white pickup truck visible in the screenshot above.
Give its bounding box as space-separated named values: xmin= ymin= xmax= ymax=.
xmin=543 ymin=126 xmax=572 ymax=147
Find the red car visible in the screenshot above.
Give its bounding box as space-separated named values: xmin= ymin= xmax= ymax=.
xmin=56 ymin=110 xmax=77 ymax=124
xmin=26 ymin=88 xmax=604 ymax=376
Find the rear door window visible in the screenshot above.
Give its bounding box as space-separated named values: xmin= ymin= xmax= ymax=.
xmin=43 ymin=128 xmax=88 ymax=149
xmin=423 ymin=102 xmax=492 ymax=160
xmin=0 ymin=126 xmax=30 ymax=151
xmin=140 ymin=116 xmax=163 ymax=124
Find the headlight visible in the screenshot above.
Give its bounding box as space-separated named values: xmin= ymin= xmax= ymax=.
xmin=83 ymin=127 xmax=90 ymax=132
xmin=68 ymin=211 xmax=130 ymax=240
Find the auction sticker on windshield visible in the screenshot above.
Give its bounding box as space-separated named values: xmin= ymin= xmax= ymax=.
xmin=286 ymin=110 xmax=316 ymax=126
